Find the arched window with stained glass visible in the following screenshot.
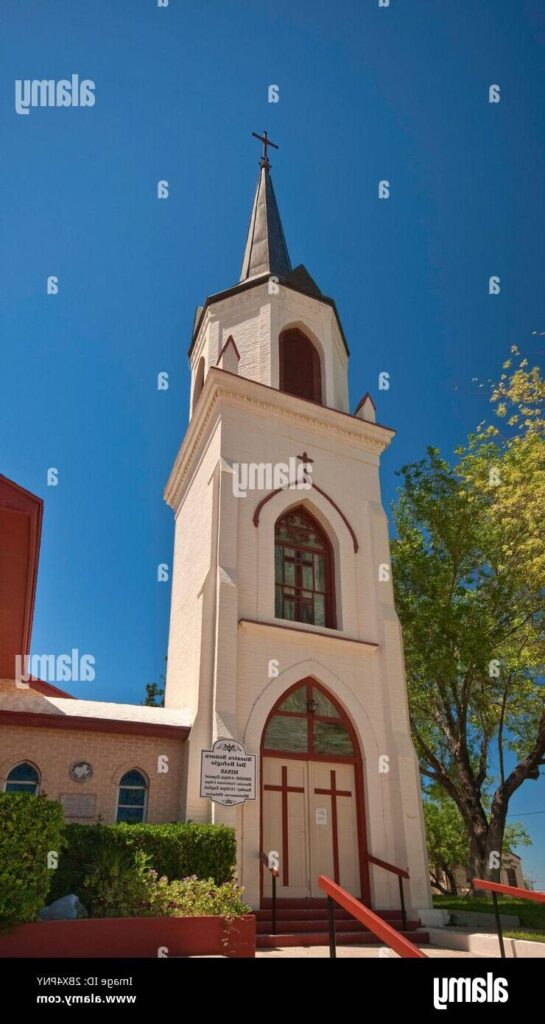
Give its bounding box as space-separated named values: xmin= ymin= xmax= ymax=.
xmin=116 ymin=769 xmax=148 ymax=823
xmin=262 ymin=680 xmax=355 ymax=760
xmin=275 ymin=508 xmax=335 ymax=628
xmin=5 ymin=761 xmax=40 ymax=794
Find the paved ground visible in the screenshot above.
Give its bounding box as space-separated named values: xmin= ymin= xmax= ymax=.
xmin=255 ymin=945 xmax=486 ymax=958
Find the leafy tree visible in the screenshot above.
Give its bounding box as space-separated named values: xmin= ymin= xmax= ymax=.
xmin=392 ymin=350 xmax=545 ymax=884
xmin=423 ymin=787 xmax=530 ymax=895
xmin=142 ymin=682 xmax=165 ymax=707
xmin=424 ymin=792 xmax=468 ymax=895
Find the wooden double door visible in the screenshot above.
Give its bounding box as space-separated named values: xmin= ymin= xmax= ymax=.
xmin=262 ymin=756 xmax=361 ymax=899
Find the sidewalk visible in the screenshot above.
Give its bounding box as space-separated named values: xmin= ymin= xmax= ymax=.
xmin=255 ymin=944 xmax=486 ymax=958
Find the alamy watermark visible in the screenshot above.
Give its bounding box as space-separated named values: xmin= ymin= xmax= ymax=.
xmin=15 ymin=649 xmax=96 ymax=686
xmin=15 ymin=76 xmax=95 ymax=115
xmin=232 ymin=456 xmax=312 ymax=498
xmin=433 ymin=973 xmax=508 ymax=1010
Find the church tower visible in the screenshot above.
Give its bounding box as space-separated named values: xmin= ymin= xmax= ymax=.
xmin=164 ymin=135 xmax=431 ymax=913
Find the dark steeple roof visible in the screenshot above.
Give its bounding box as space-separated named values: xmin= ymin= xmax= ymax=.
xmin=188 ymin=140 xmax=349 ymax=358
xmin=240 ymin=164 xmax=292 ymax=281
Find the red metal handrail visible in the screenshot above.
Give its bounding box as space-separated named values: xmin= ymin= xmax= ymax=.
xmin=472 ymin=878 xmax=545 ymax=958
xmin=363 ymin=853 xmax=410 ymax=928
xmin=363 ymin=853 xmax=410 ymax=880
xmin=318 ymin=875 xmax=427 ymax=958
xmin=473 ymin=879 xmax=545 ymax=902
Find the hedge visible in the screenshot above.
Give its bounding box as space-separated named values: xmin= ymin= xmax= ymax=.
xmin=50 ymin=822 xmax=237 ymax=904
xmin=0 ymin=793 xmax=65 ymax=927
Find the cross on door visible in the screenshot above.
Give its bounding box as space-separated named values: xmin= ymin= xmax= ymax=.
xmin=264 ymin=764 xmax=304 ymax=886
xmin=314 ymin=769 xmax=352 ymax=884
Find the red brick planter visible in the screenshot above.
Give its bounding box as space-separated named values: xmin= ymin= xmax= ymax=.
xmin=0 ymin=914 xmax=256 ymax=958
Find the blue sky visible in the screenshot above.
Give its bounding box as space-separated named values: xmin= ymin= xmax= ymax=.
xmin=1 ymin=1 xmax=544 ymax=882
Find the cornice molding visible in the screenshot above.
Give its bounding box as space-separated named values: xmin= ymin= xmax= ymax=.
xmin=164 ymin=369 xmax=394 ymax=510
xmin=238 ymin=617 xmax=379 ymax=651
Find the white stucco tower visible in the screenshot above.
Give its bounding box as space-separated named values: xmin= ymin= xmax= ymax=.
xmin=164 ymin=139 xmax=431 ymax=913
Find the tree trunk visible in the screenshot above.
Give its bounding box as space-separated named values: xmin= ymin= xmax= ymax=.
xmin=467 ymin=807 xmax=507 ymax=891
xmin=445 ymin=867 xmax=458 ymax=896
xmin=468 ymin=844 xmax=484 ymax=891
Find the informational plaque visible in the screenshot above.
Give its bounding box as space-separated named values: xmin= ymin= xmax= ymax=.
xmin=315 ymin=807 xmax=328 ymax=825
xmin=60 ymin=793 xmax=97 ymax=818
xmin=200 ymin=739 xmax=256 ymax=806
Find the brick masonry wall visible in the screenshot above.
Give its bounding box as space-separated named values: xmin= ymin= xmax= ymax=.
xmin=0 ymin=723 xmax=186 ymax=824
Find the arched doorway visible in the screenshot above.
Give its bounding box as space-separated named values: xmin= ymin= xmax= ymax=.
xmin=261 ymin=678 xmax=369 ymax=901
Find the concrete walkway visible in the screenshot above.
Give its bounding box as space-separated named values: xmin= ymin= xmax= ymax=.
xmin=256 ymin=944 xmax=487 ymax=958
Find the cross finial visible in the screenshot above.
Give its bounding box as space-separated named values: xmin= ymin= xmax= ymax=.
xmin=297 ymin=452 xmax=314 ymax=467
xmin=252 ymin=130 xmax=279 ymax=169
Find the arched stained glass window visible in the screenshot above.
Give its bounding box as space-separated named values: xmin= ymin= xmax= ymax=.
xmin=262 ymin=681 xmax=355 ymax=759
xmin=5 ymin=762 xmax=40 ymax=794
xmin=275 ymin=508 xmax=334 ymax=628
xmin=116 ymin=769 xmax=148 ymax=823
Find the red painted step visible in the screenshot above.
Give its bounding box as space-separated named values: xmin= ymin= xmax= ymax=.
xmin=257 ymin=898 xmax=427 ymax=948
xmin=257 ymin=930 xmax=430 ymax=949
xmin=256 ymin=908 xmax=356 ymax=921
xmin=257 ymin=918 xmax=371 ymax=935
xmin=260 ymin=898 xmax=415 ymax=919
xmin=257 ymin=917 xmax=422 ymax=933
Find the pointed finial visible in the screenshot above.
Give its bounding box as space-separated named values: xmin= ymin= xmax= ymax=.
xmin=252 ymin=130 xmax=279 ymax=169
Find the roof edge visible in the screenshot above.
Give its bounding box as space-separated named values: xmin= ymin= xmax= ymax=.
xmin=188 ymin=274 xmax=350 ymax=359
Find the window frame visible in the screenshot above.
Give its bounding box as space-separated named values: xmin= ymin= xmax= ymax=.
xmin=262 ymin=679 xmax=357 ymax=764
xmin=275 ymin=507 xmax=336 ymax=629
xmin=115 ymin=769 xmax=149 ymax=824
xmin=4 ymin=761 xmax=40 ymax=795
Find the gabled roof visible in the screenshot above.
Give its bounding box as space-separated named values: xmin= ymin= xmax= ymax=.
xmin=0 ymin=679 xmax=191 ymax=738
xmin=188 ymin=272 xmax=350 ymax=358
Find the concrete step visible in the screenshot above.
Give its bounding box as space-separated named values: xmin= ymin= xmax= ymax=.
xmin=257 ymin=917 xmax=422 ymax=934
xmin=257 ymin=929 xmax=430 ymax=948
xmin=260 ymin=899 xmax=414 ymax=920
xmin=258 ymin=918 xmax=368 ymax=935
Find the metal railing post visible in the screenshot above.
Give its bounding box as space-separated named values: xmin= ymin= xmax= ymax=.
xmin=272 ymin=872 xmax=277 ymax=935
xmin=319 ymin=874 xmax=427 ymax=958
xmin=398 ymin=875 xmax=407 ymax=932
xmin=327 ymin=896 xmax=337 ymax=958
xmin=492 ymin=891 xmax=506 ymax=958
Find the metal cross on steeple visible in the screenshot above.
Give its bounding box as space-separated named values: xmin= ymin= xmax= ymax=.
xmin=252 ymin=130 xmax=279 ymax=168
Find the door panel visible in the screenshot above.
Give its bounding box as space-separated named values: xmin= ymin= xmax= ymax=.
xmin=308 ymin=762 xmax=335 ymax=891
xmin=308 ymin=762 xmax=360 ymax=897
xmin=262 ymin=757 xmax=360 ymax=899
xmin=262 ymin=758 xmax=309 ymax=898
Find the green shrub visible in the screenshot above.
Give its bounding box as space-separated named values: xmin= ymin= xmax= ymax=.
xmin=433 ymin=895 xmax=545 ymax=931
xmin=82 ymin=852 xmax=249 ymax=919
xmin=50 ymin=822 xmax=236 ymax=903
xmin=81 ymin=848 xmax=153 ymax=918
xmin=145 ymin=875 xmax=250 ymax=919
xmin=0 ymin=793 xmax=65 ymax=927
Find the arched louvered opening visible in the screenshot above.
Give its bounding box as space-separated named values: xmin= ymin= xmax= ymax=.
xmin=192 ymin=356 xmax=205 ymax=412
xmin=279 ymin=329 xmax=322 ymax=404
